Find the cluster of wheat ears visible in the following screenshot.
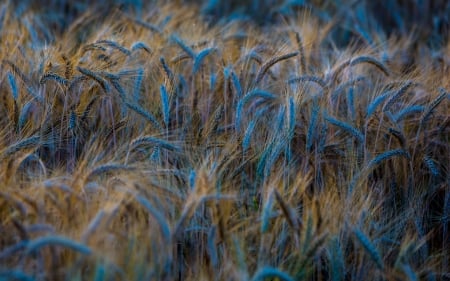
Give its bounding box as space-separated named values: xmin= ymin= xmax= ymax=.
xmin=0 ymin=1 xmax=449 ymax=280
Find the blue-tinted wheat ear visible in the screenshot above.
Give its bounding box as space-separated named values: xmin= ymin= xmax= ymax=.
xmin=131 ymin=41 xmax=152 ymax=54
xmin=193 ymin=47 xmax=218 ymax=74
xmin=171 ymin=34 xmax=196 ymax=59
xmin=7 ymin=72 xmax=18 ymax=101
xmin=160 ymin=85 xmax=170 ymax=127
xmin=325 ymin=115 xmax=364 ymax=143
xmin=353 ymin=228 xmax=384 ymax=270
xmin=421 ymin=88 xmax=448 ymax=125
xmin=26 ymin=235 xmax=92 ymax=256
xmin=61 ymin=54 xmax=73 ymax=79
xmin=255 ymin=52 xmax=298 ymax=84
xmin=331 ymin=55 xmax=390 ymax=82
xmin=40 ymin=72 xmax=68 ymax=86
xmin=95 ymin=39 xmax=131 ymax=55
xmin=294 ymin=31 xmax=307 ymax=75
xmin=251 ymin=266 xmax=294 ymax=281
xmin=77 ymin=66 xmax=110 ymax=93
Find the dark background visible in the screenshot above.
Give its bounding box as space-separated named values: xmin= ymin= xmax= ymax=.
xmin=3 ymin=0 xmax=450 ymax=47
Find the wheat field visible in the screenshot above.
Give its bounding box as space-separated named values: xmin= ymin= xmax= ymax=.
xmin=0 ymin=1 xmax=449 ymax=280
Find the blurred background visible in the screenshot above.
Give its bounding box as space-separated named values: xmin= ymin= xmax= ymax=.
xmin=2 ymin=0 xmax=449 ymax=47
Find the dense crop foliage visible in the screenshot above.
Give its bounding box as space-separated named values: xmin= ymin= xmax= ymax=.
xmin=0 ymin=0 xmax=449 ymax=280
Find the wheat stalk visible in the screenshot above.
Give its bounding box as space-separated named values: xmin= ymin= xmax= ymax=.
xmin=0 ymin=241 xmax=27 ymax=261
xmin=3 ymin=60 xmax=43 ymax=104
xmin=387 ymin=128 xmax=406 ymax=148
xmin=328 ymin=236 xmax=345 ymax=281
xmin=104 ymin=74 xmax=126 ymax=100
xmin=242 ymin=119 xmax=257 ymax=152
xmin=261 ymin=189 xmax=275 ymax=233
xmin=240 ymin=50 xmax=277 ymax=80
xmin=81 ymin=210 xmax=106 ymax=242
xmin=2 ymin=60 xmax=32 ymax=87
xmin=235 ymin=89 xmax=277 ymax=132
xmin=273 ymin=189 xmax=300 ymax=231
xmin=306 ymin=99 xmax=320 ymax=152
xmin=287 ymin=96 xmax=296 ymax=139
xmin=332 ymin=76 xmax=366 ymax=100
xmin=129 ymin=16 xmax=164 ymax=35
xmin=207 ymin=226 xmax=219 ymax=268
xmin=82 ymin=43 xmax=107 ymax=53
xmin=231 ymin=70 xmax=243 ymax=98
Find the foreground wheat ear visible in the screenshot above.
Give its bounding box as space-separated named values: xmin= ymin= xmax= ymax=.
xmin=0 ymin=0 xmax=448 ymax=280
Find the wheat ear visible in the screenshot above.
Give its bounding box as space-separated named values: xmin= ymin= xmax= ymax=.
xmin=7 ymin=71 xmax=18 ymax=100
xmin=325 ymin=115 xmax=364 ymax=143
xmin=2 ymin=136 xmax=40 ymax=158
xmin=160 ymin=85 xmax=170 ymax=127
xmin=383 ymin=81 xmax=414 ymax=112
xmin=135 ymin=195 xmax=171 ymax=241
xmin=87 ymin=163 xmax=134 ymax=178
xmin=251 ymin=266 xmax=294 ymax=281
xmin=96 ymin=39 xmax=131 ymax=55
xmin=331 ymin=55 xmax=390 ymax=82
xmin=367 ymin=149 xmax=410 ymax=170
xmin=193 ymin=47 xmax=218 ymax=74
xmin=40 ymin=72 xmax=68 ymax=86
xmin=26 ymin=235 xmax=92 ymax=255
xmin=0 ymin=270 xmax=35 ymax=281
xmin=294 ymin=31 xmax=307 ymax=74
xmin=61 ymin=54 xmax=73 ymax=79
xmin=353 ymin=228 xmax=384 ymax=270
xmin=77 ymin=66 xmax=110 ymax=93
xmin=274 ymin=189 xmax=300 ymax=231
xmin=160 ymin=57 xmax=174 ymax=81
xmin=124 ymin=102 xmax=162 ymax=131
xmin=287 ymin=75 xmax=328 ymax=90
xmin=421 ymin=87 xmax=448 ymax=125
xmin=255 ymin=51 xmax=298 ymax=84
xmin=130 ymin=136 xmax=180 ymax=152
xmin=171 ymin=35 xmax=196 ymax=59
xmin=131 ymin=41 xmax=152 ymax=54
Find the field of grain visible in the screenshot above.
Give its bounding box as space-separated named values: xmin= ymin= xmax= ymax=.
xmin=0 ymin=1 xmax=449 ymax=280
